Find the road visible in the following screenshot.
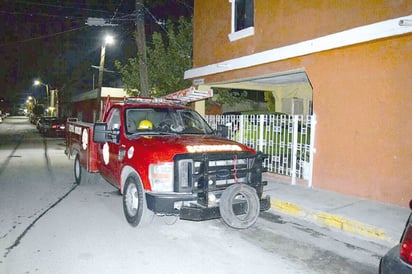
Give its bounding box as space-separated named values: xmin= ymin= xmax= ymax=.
xmin=0 ymin=116 xmax=382 ymax=274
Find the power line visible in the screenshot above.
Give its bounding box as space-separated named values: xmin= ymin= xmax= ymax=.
xmin=110 ymin=0 xmax=125 ymax=23
xmin=0 ymin=10 xmax=86 ymax=20
xmin=13 ymin=0 xmax=120 ymax=16
xmin=0 ymin=25 xmax=90 ymax=48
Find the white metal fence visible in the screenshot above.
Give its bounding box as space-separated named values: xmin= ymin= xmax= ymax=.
xmin=206 ymin=114 xmax=316 ymax=186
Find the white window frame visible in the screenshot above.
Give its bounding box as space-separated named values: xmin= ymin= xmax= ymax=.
xmin=228 ymin=0 xmax=254 ymax=42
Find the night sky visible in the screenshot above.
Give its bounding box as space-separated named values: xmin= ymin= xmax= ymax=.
xmin=0 ymin=0 xmax=193 ymax=111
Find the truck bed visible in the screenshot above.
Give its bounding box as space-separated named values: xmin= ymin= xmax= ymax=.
xmin=66 ymin=119 xmax=99 ymax=172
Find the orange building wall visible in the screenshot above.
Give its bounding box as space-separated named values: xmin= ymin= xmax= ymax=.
xmin=309 ymin=35 xmax=412 ymax=206
xmin=199 ymin=34 xmax=412 ymax=207
xmin=191 ymin=1 xmax=412 ymax=206
xmin=193 ymin=0 xmax=411 ymax=67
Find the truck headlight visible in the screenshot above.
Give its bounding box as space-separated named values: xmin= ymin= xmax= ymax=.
xmin=149 ymin=163 xmax=173 ymax=192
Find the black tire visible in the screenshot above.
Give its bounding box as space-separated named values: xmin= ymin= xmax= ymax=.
xmin=123 ymin=174 xmax=154 ymax=227
xmin=74 ymin=153 xmax=82 ymax=185
xmin=74 ymin=153 xmax=99 ymax=185
xmin=219 ymin=183 xmax=260 ymax=229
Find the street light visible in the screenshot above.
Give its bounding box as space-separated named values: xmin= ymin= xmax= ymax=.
xmin=34 ymin=80 xmax=49 ymax=98
xmin=34 ymin=80 xmax=56 ymax=116
xmin=28 ymin=96 xmax=37 ymax=104
xmin=96 ymin=34 xmax=114 ymax=121
xmin=26 ymin=96 xmax=37 ymax=115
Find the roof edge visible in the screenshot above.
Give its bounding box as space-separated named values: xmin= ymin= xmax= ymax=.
xmin=184 ymin=14 xmax=412 ymax=80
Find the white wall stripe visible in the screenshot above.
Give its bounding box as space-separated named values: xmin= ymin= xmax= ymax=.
xmin=184 ymin=15 xmax=412 ymax=80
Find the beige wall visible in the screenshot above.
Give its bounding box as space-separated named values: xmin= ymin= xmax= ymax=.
xmin=191 ymin=0 xmax=412 ymax=206
xmin=271 ymin=83 xmax=313 ymax=115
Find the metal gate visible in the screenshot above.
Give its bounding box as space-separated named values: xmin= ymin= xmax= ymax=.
xmin=206 ymin=114 xmax=316 ymax=187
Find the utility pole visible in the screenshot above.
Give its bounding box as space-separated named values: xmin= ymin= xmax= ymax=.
xmin=96 ymin=42 xmax=106 ymax=120
xmin=135 ymin=0 xmax=150 ymax=97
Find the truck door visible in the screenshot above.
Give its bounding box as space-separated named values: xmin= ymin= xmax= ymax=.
xmin=99 ymin=108 xmax=122 ymax=186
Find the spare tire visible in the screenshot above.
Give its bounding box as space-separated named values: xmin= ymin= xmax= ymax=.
xmin=219 ymin=183 xmax=260 ymax=229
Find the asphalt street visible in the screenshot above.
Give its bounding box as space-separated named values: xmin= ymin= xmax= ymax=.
xmin=0 ymin=116 xmax=386 ymax=274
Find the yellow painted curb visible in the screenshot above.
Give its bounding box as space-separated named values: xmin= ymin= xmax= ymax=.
xmin=315 ymin=212 xmax=387 ymax=241
xmin=270 ymin=200 xmax=303 ymax=216
xmin=270 ymin=200 xmax=390 ymax=242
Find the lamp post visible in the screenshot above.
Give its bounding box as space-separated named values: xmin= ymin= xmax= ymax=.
xmin=34 ymin=80 xmax=49 ymax=98
xmin=96 ymin=34 xmax=114 ymax=121
xmin=34 ymin=80 xmax=56 ymax=116
xmin=28 ymin=96 xmax=37 ymax=105
xmin=26 ymin=96 xmax=37 ymax=115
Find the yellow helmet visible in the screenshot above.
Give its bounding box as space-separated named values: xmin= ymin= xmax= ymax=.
xmin=138 ymin=119 xmax=153 ymax=129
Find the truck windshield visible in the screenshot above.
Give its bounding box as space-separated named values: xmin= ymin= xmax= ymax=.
xmin=125 ymin=107 xmax=214 ymax=136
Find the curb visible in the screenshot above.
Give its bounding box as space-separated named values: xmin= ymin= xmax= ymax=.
xmin=269 ymin=199 xmax=395 ymax=245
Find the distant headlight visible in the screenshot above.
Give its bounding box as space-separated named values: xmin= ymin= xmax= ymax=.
xmin=149 ymin=163 xmax=174 ymax=192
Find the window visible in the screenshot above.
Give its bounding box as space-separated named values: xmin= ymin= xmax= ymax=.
xmin=229 ymin=0 xmax=254 ymax=42
xmin=107 ymin=108 xmax=121 ymax=130
xmin=235 ymin=0 xmax=254 ymax=31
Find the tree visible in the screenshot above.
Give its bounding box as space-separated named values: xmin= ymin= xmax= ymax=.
xmin=32 ymin=104 xmax=45 ymax=116
xmin=115 ymin=17 xmax=192 ymax=96
xmin=148 ymin=17 xmax=193 ymax=96
xmin=135 ymin=0 xmax=149 ymax=96
xmin=264 ymin=91 xmax=276 ymax=111
xmin=209 ymin=88 xmax=248 ymax=107
xmin=115 ymin=15 xmax=248 ymax=106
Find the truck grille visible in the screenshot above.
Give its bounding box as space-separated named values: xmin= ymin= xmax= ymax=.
xmin=173 ymin=152 xmax=255 ymax=205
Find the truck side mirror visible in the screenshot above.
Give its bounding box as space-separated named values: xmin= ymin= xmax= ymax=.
xmin=93 ymin=122 xmax=108 ymax=143
xmin=216 ymin=125 xmax=228 ymax=138
xmin=93 ymin=122 xmax=120 ymax=143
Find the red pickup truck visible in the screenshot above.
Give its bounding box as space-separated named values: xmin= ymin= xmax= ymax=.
xmin=66 ymin=97 xmax=270 ymax=229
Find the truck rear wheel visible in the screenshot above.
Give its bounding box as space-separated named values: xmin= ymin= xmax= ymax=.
xmin=74 ymin=153 xmax=82 ymax=185
xmin=123 ymin=174 xmax=153 ymax=227
xmin=219 ymin=183 xmax=260 ymax=229
xmin=74 ymin=153 xmax=98 ymax=185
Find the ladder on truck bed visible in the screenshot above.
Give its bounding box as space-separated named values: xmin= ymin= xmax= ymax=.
xmin=101 ymin=87 xmax=213 ymax=120
xmin=162 ymin=87 xmax=213 ymax=104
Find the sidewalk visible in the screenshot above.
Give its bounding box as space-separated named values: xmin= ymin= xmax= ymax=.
xmin=262 ymin=173 xmax=411 ymax=248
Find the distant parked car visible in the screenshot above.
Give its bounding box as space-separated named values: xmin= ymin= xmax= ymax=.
xmin=37 ymin=116 xmax=65 ymax=137
xmin=46 ymin=118 xmax=66 ymax=137
xmin=37 ymin=116 xmax=54 ymax=132
xmin=379 ymin=200 xmax=412 ymax=273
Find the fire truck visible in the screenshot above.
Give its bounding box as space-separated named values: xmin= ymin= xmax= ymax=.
xmin=65 ymin=88 xmax=270 ymax=229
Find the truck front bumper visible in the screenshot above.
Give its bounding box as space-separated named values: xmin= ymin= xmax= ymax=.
xmin=145 ymin=192 xmax=271 ymax=221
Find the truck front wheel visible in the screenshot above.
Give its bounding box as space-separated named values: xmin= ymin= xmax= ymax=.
xmin=219 ymin=183 xmax=260 ymax=229
xmin=123 ymin=174 xmax=153 ymax=227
